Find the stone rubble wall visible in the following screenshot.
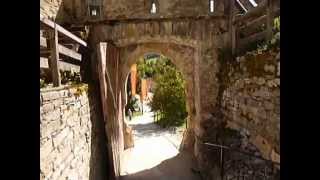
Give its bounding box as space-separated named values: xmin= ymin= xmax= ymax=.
xmin=40 ymin=84 xmax=108 ymax=180
xmin=221 ymin=49 xmax=280 ymax=162
xmin=195 ymin=48 xmax=280 ymax=180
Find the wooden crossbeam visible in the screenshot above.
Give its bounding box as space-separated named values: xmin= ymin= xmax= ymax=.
xmin=234 ymin=0 xmax=267 ymax=24
xmin=40 ymin=14 xmax=87 ymax=47
xmin=236 ymin=0 xmax=248 ymax=13
xmin=40 ymin=36 xmax=47 ymax=48
xmin=58 ymin=44 xmax=82 ymax=61
xmin=238 ymin=29 xmax=268 ymax=48
xmin=40 ymin=57 xmax=80 ymax=72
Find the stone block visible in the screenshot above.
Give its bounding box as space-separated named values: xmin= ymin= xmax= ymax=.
xmin=264 ymin=64 xmax=275 ymax=73
xmin=270 ymin=149 xmax=280 ymax=163
xmin=250 ymin=135 xmax=272 ymax=160
xmin=66 ymin=114 xmax=80 ymax=127
xmin=59 ymin=89 xmax=69 ymax=98
xmin=264 ymin=101 xmax=274 ymax=110
xmin=41 ymin=120 xmax=62 ymax=138
xmin=42 ymin=91 xmax=61 ymax=102
xmin=53 ymin=127 xmax=71 ymax=148
xmin=277 ymin=62 xmax=280 ymax=76
xmin=40 ymin=139 xmax=53 ymax=159
xmin=53 ymin=99 xmax=64 ymax=109
xmin=41 ymin=103 xmax=54 ymax=114
xmin=42 ymin=109 xmax=61 ymax=123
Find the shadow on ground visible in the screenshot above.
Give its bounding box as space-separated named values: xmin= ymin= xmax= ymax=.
xmin=130 ymin=122 xmax=169 ymax=138
xmin=120 ymin=151 xmax=201 ymax=180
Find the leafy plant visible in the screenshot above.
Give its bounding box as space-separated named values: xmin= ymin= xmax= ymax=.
xmin=149 ymin=57 xmax=188 ymax=128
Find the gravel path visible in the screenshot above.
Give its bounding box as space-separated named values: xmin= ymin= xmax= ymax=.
xmin=120 ymin=109 xmax=201 ymax=180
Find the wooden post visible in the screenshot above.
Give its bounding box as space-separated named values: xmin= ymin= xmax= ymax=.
xmin=229 ymin=0 xmax=236 ymax=55
xmin=266 ymin=0 xmax=273 ymax=41
xmin=49 ymin=23 xmax=61 ymax=87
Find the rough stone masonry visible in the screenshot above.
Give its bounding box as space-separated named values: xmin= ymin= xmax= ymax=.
xmin=40 ymin=84 xmax=108 ymax=180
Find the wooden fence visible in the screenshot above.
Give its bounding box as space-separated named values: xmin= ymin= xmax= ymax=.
xmin=40 ymin=14 xmax=87 ymax=87
xmin=230 ymin=0 xmax=280 ymax=55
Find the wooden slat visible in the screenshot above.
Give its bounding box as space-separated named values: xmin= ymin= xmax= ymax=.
xmin=234 ymin=0 xmax=279 ymax=25
xmin=238 ymin=15 xmax=266 ymax=37
xmin=234 ymin=0 xmax=267 ymax=24
xmin=49 ymin=26 xmax=61 ymax=87
xmin=40 ymin=36 xmax=47 ymax=48
xmin=236 ymin=0 xmax=248 ymax=13
xmin=238 ymin=29 xmax=268 ymax=48
xmin=266 ymin=0 xmax=273 ymax=40
xmin=40 ymin=14 xmax=87 ymax=47
xmin=58 ymin=44 xmax=82 ymax=61
xmin=40 ymin=57 xmax=49 ymax=68
xmin=230 ymin=0 xmax=237 ymax=55
xmin=40 ymin=57 xmax=80 ymax=72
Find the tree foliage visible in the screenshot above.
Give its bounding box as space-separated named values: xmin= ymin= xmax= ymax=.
xmin=141 ymin=56 xmax=188 ymax=127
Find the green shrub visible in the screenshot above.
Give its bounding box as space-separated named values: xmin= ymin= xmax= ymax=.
xmin=149 ymin=57 xmax=187 ymax=128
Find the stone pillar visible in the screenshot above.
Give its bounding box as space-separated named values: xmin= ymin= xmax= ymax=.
xmin=130 ymin=64 xmax=137 ymax=96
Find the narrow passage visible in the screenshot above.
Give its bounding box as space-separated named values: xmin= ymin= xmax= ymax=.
xmin=120 ymin=107 xmax=201 ymax=180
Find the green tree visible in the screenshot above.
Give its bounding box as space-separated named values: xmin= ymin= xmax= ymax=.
xmin=149 ymin=57 xmax=187 ymax=127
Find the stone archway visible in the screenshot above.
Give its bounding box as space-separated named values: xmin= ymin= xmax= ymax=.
xmin=118 ymin=42 xmax=199 ymax=151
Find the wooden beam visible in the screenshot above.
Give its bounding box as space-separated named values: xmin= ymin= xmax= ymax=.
xmin=40 ymin=15 xmax=87 ymax=47
xmin=230 ymin=0 xmax=237 ymax=55
xmin=266 ymin=0 xmax=273 ymax=40
xmin=40 ymin=57 xmax=80 ymax=72
xmin=238 ymin=29 xmax=268 ymax=48
xmin=40 ymin=36 xmax=47 ymax=48
xmin=234 ymin=0 xmax=267 ymax=24
xmin=40 ymin=57 xmax=49 ymax=68
xmin=238 ymin=15 xmax=266 ymax=37
xmin=58 ymin=44 xmax=82 ymax=61
xmin=49 ymin=25 xmax=61 ymax=87
xmin=236 ymin=0 xmax=248 ymax=13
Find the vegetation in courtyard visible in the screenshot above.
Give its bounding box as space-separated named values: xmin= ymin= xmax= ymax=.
xmin=40 ymin=70 xmax=81 ymax=88
xmin=137 ymin=55 xmax=188 ymax=128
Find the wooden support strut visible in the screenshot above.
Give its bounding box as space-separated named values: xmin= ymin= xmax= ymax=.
xmin=266 ymin=0 xmax=274 ymax=41
xmin=49 ymin=24 xmax=61 ymax=87
xmin=229 ymin=0 xmax=236 ymax=55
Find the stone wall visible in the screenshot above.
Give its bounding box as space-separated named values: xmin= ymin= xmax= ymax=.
xmin=40 ymin=0 xmax=68 ymax=23
xmin=196 ymin=47 xmax=280 ymax=180
xmin=61 ymin=0 xmax=227 ymax=24
xmin=40 ymin=84 xmax=109 ymax=180
xmin=221 ymin=49 xmax=280 ymax=161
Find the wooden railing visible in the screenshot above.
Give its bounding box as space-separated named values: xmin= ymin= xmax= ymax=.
xmin=230 ymin=0 xmax=280 ymax=55
xmin=40 ymin=14 xmax=87 ymax=87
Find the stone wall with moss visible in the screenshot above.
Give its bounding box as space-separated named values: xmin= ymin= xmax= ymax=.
xmin=195 ymin=47 xmax=280 ymax=180
xmin=220 ymin=48 xmax=280 ymax=162
xmin=40 ymin=84 xmax=109 ymax=180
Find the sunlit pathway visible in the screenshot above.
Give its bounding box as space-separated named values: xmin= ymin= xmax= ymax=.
xmin=120 ymin=108 xmax=201 ymax=180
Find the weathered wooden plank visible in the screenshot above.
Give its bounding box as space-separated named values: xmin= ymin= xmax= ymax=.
xmin=234 ymin=0 xmax=267 ymax=24
xmin=40 ymin=57 xmax=80 ymax=72
xmin=49 ymin=25 xmax=61 ymax=87
xmin=238 ymin=15 xmax=266 ymax=37
xmin=238 ymin=29 xmax=268 ymax=48
xmin=40 ymin=49 xmax=51 ymax=57
xmin=230 ymin=0 xmax=237 ymax=55
xmin=236 ymin=0 xmax=248 ymax=13
xmin=40 ymin=36 xmax=47 ymax=48
xmin=234 ymin=0 xmax=279 ymax=25
xmin=266 ymin=0 xmax=273 ymax=40
xmin=40 ymin=57 xmax=49 ymax=68
xmin=40 ymin=14 xmax=87 ymax=47
xmin=58 ymin=44 xmax=82 ymax=61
